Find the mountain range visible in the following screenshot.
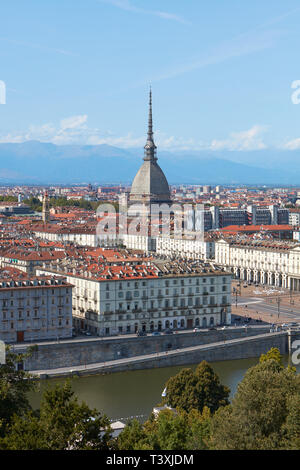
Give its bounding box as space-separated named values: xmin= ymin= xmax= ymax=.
xmin=0 ymin=141 xmax=299 ymax=185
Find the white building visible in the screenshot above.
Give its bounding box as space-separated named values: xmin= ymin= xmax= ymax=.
xmin=215 ymin=238 xmax=300 ymax=289
xmin=37 ymin=259 xmax=231 ymax=336
xmin=0 ymin=269 xmax=73 ymax=343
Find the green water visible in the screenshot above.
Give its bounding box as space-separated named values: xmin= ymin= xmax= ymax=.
xmin=29 ymin=356 xmax=291 ymax=422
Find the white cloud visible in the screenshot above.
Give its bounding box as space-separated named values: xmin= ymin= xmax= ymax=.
xmin=60 ymin=115 xmax=88 ymax=130
xmin=284 ymin=138 xmax=300 ymax=150
xmin=210 ymin=125 xmax=268 ymax=151
xmin=0 ymin=117 xmax=271 ymax=152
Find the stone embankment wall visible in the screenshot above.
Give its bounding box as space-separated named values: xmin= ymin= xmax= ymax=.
xmin=17 ymin=327 xmax=286 ymax=372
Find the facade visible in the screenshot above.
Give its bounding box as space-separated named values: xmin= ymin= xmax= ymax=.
xmin=0 ymin=270 xmax=73 ymax=343
xmin=154 ymin=235 xmax=215 ymax=260
xmin=289 ymin=211 xmax=300 ymax=226
xmin=37 ymin=259 xmax=231 ymax=336
xmin=215 ymin=238 xmax=300 ymax=289
xmin=32 ymin=227 xmax=98 ymax=247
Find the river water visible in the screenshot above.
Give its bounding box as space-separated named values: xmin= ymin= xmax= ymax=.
xmin=28 ymin=356 xmax=300 ymax=422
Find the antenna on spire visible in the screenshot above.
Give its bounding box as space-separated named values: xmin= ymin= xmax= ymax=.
xmin=144 ymin=86 xmax=157 ymax=162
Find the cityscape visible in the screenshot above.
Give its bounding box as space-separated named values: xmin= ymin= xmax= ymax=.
xmin=0 ymin=0 xmax=300 ymax=456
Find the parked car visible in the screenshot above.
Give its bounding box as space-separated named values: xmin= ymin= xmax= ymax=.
xmin=152 ymin=331 xmax=161 ymax=336
xmin=164 ymin=329 xmax=173 ymax=335
xmin=220 ymin=326 xmax=228 ymax=330
xmin=209 ymin=327 xmax=217 ymax=331
xmin=136 ymin=330 xmax=147 ymax=337
xmin=85 ymin=331 xmax=92 ymax=336
xmin=193 ymin=328 xmax=201 ymax=332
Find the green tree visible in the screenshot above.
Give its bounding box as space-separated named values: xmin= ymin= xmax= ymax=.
xmin=259 ymin=347 xmax=283 ymax=366
xmin=1 ymin=382 xmax=113 ymax=450
xmin=162 ymin=361 xmax=230 ymax=414
xmin=117 ymin=419 xmax=149 ymax=450
xmin=118 ymin=407 xmax=212 ymax=451
xmin=0 ymin=346 xmax=36 ymax=437
xmin=210 ymin=353 xmax=300 ymax=450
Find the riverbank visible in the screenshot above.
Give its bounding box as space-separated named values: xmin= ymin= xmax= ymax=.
xmin=29 ymin=330 xmax=293 ymax=379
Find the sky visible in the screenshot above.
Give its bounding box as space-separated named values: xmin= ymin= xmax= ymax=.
xmin=1 ymin=0 xmax=300 ymax=154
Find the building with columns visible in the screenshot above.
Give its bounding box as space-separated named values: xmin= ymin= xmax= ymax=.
xmin=215 ymin=238 xmax=300 ymax=290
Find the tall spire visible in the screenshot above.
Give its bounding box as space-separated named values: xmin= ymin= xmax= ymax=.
xmin=144 ymin=87 xmax=157 ymax=161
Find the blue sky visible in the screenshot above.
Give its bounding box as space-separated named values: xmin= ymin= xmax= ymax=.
xmin=1 ymin=0 xmax=300 ymax=153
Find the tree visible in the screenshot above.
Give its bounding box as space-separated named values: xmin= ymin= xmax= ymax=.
xmin=117 ymin=408 xmax=212 ymax=451
xmin=1 ymin=382 xmax=113 ymax=450
xmin=210 ymin=351 xmax=300 ymax=450
xmin=259 ymin=347 xmax=283 ymax=366
xmin=117 ymin=419 xmax=149 ymax=450
xmin=0 ymin=346 xmax=36 ymax=437
xmin=162 ymin=361 xmax=230 ymax=414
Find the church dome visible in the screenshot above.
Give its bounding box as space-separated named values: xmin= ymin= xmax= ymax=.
xmin=130 ymin=159 xmax=171 ymax=203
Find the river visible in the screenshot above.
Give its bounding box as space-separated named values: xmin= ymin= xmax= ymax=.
xmin=28 ymin=356 xmax=300 ymax=422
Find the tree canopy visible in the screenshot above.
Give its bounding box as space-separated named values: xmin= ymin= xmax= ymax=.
xmin=162 ymin=361 xmax=230 ymax=414
xmin=210 ymin=351 xmax=300 ymax=450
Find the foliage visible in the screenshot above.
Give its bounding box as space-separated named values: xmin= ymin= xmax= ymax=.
xmin=23 ymin=197 xmax=42 ymax=212
xmin=0 ymin=347 xmax=36 ymax=438
xmin=210 ymin=352 xmax=300 ymax=450
xmin=162 ymin=361 xmax=230 ymax=414
xmin=23 ymin=195 xmax=119 ymax=213
xmin=259 ymin=347 xmax=283 ymax=366
xmin=0 ymin=196 xmax=18 ymax=202
xmin=0 ymin=381 xmax=113 ymax=450
xmin=117 ymin=407 xmax=212 ymax=451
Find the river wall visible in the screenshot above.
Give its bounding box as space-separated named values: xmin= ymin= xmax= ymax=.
xmin=16 ymin=327 xmax=290 ymax=372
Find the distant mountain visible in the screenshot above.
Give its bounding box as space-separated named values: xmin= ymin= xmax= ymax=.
xmin=0 ymin=140 xmax=298 ymax=185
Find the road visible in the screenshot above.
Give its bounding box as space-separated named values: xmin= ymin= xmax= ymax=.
xmin=11 ymin=324 xmax=270 ymax=351
xmin=29 ymin=330 xmax=285 ymax=378
xmin=236 ymin=296 xmax=300 ymax=321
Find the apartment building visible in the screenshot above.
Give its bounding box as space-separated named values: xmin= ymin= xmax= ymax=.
xmin=37 ymin=258 xmax=232 ymax=336
xmin=0 ymin=268 xmax=73 ymax=343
